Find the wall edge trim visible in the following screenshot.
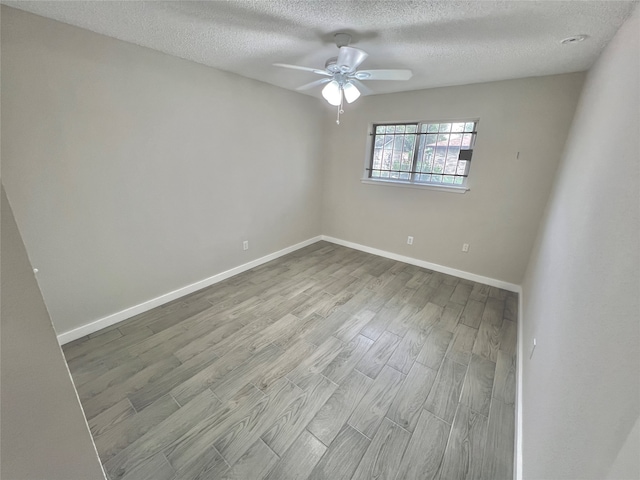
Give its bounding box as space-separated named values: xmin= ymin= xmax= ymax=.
xmin=516 ymin=288 xmax=524 ymax=480
xmin=56 ymin=235 xmax=323 ymax=344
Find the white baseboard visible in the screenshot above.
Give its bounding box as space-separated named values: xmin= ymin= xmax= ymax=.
xmin=321 ymin=235 xmax=521 ymax=293
xmin=58 ymin=234 xmax=522 ymax=345
xmin=57 ymin=236 xmax=323 ymax=344
xmin=516 ymin=289 xmax=524 ymax=480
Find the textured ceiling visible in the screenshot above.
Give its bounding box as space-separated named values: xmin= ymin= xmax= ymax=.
xmin=3 ymin=1 xmax=637 ymax=97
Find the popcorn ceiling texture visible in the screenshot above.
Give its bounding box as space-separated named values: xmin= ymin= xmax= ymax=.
xmin=3 ymin=1 xmax=636 ymax=96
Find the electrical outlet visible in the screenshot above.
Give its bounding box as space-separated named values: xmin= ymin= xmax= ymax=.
xmin=407 ymin=236 xmax=414 ymax=245
xmin=243 ymin=240 xmax=249 ymax=251
xmin=462 ymin=243 xmax=470 ymax=252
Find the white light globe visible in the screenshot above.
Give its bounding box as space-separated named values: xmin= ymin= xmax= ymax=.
xmin=322 ymin=80 xmax=342 ymax=106
xmin=343 ymin=82 xmax=361 ymax=104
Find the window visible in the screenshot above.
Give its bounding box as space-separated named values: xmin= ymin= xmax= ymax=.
xmin=366 ymin=120 xmax=478 ymax=189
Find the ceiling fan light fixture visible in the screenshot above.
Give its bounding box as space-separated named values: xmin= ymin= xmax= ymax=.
xmin=322 ymin=80 xmax=342 ymax=106
xmin=274 ymin=35 xmax=413 ymax=123
xmin=343 ymin=82 xmax=361 ymax=104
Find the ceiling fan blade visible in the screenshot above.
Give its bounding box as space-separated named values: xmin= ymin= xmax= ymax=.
xmin=349 ymin=79 xmax=373 ymax=96
xmin=336 ymin=47 xmax=368 ymax=73
xmin=296 ymin=78 xmax=332 ymax=91
xmin=273 ymin=63 xmax=331 ymax=76
xmin=354 ymin=69 xmax=413 ymax=81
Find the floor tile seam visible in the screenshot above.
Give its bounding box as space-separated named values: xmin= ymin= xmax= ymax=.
xmin=346 ymin=420 xmax=373 ymax=442
xmin=160 ymin=452 xmax=178 ymax=476
xmin=382 ymin=414 xmax=413 ymax=436
xmin=383 ymin=363 xmax=406 ymax=376
xmin=422 ymin=404 xmax=455 ymax=426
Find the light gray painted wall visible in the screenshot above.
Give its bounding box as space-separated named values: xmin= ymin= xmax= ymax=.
xmin=520 ymin=8 xmax=639 ymax=480
xmin=608 ymin=416 xmax=640 ymax=480
xmin=1 ymin=6 xmax=325 ymax=336
xmin=1 ymin=186 xmax=106 ymax=480
xmin=320 ymin=73 xmax=584 ymax=285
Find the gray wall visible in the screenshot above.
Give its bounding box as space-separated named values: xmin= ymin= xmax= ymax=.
xmin=1 ymin=186 xmax=105 ymax=480
xmin=2 ymin=7 xmax=587 ymax=338
xmin=608 ymin=416 xmax=640 ymax=480
xmin=321 ymin=73 xmax=584 ymax=285
xmin=520 ymin=8 xmax=639 ymax=480
xmin=1 ymin=6 xmax=325 ymax=336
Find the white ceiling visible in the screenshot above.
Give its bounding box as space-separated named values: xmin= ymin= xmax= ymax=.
xmin=3 ymin=1 xmax=637 ymax=97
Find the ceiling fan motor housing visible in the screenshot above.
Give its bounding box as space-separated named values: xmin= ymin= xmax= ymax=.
xmin=325 ymin=57 xmax=340 ymax=73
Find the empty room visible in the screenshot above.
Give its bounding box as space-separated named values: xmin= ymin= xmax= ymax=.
xmin=1 ymin=2 xmax=638 ymax=480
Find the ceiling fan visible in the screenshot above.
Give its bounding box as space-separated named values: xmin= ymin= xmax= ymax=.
xmin=274 ymin=33 xmax=412 ymax=123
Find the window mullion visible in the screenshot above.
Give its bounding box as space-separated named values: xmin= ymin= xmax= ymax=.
xmin=369 ymin=127 xmax=377 ymax=178
xmin=410 ymin=123 xmax=421 ymax=182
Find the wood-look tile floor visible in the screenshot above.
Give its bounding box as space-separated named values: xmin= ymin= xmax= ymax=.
xmin=63 ymin=241 xmax=518 ymax=480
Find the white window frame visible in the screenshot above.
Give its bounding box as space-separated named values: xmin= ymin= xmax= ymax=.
xmin=362 ymin=118 xmax=479 ymax=193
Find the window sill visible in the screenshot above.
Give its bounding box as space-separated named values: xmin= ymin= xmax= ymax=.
xmin=361 ymin=178 xmax=470 ymax=194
